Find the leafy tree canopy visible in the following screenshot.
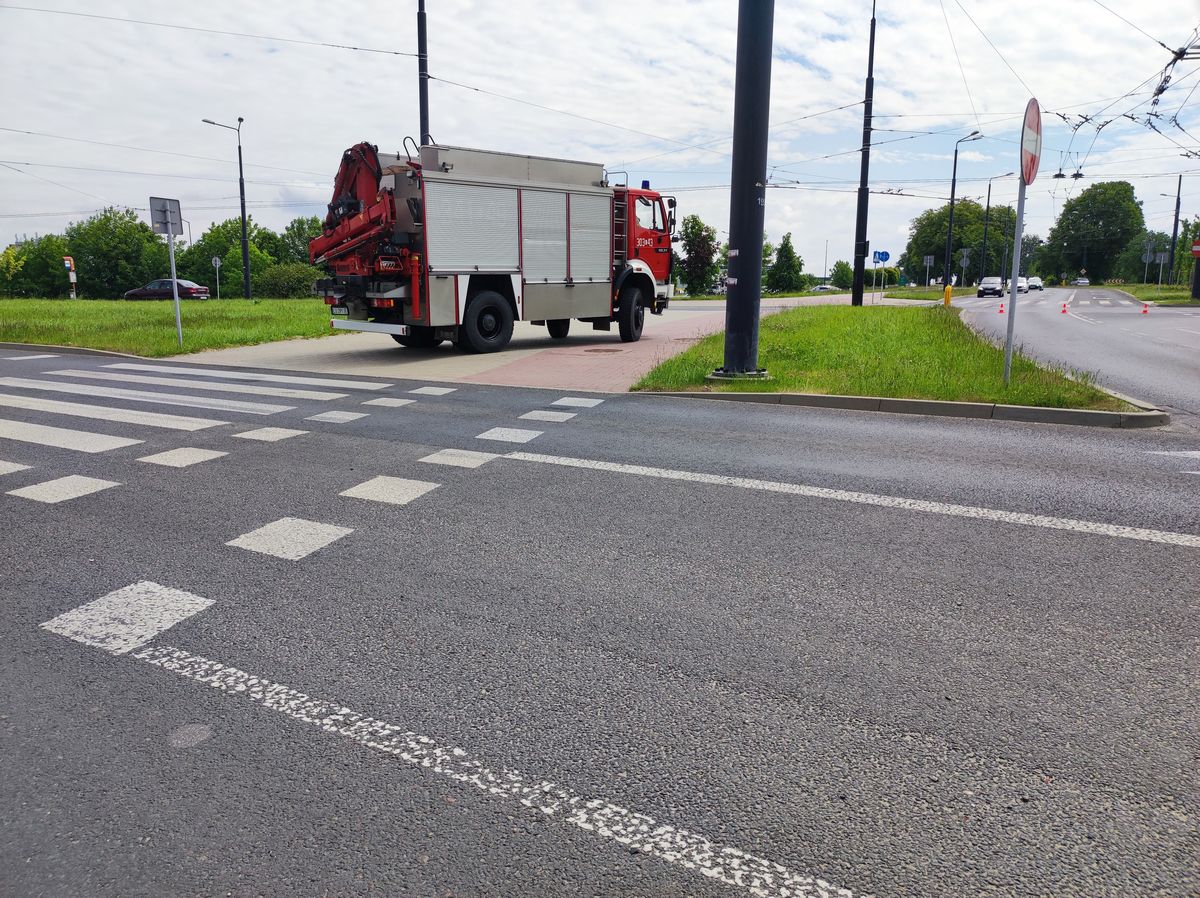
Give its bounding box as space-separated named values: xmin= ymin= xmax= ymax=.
xmin=1039 ymin=181 xmax=1144 ymax=282
xmin=679 ymin=213 xmax=719 ymax=297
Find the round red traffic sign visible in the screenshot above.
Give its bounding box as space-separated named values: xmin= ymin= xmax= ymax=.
xmin=1192 ymin=239 xmax=1200 ymax=258
xmin=1021 ymin=98 xmax=1042 ymax=185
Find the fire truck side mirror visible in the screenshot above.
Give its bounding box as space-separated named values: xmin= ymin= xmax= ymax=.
xmin=671 ymin=234 xmax=681 ymax=244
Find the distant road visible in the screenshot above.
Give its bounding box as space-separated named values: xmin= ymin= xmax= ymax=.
xmin=958 ymin=286 xmax=1200 ymax=418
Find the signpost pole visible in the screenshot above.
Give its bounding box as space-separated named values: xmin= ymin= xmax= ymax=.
xmin=925 ymin=258 xmax=931 ymax=288
xmin=212 ymin=255 xmax=222 ymax=301
xmin=168 ymin=230 xmax=182 ymax=348
xmin=1003 ymin=180 xmax=1025 ymax=386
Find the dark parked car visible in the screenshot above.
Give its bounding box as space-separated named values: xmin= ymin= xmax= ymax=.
xmin=977 ymin=276 xmax=1003 ymax=297
xmin=123 ymin=279 xmax=210 ymax=300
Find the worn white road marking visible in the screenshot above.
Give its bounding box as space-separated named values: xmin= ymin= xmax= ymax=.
xmin=0 ymin=417 xmax=142 ymax=453
xmin=8 ymin=474 xmax=119 ymax=504
xmin=0 ymin=377 xmax=291 ymax=415
xmin=226 ymin=517 xmax=353 ymax=560
xmin=0 ymin=391 xmax=226 ymax=431
xmin=132 ymin=644 xmax=854 ymax=898
xmin=138 ymin=447 xmax=228 ymax=467
xmin=233 ymin=427 xmax=307 ymax=442
xmin=507 ymin=452 xmax=1200 ymax=549
xmin=1147 ymin=450 xmax=1200 ymax=459
xmin=409 ymin=385 xmax=456 ymax=396
xmin=340 ymin=475 xmax=439 ymax=505
xmin=105 ymin=363 xmax=391 ymax=391
xmin=419 ymin=448 xmax=498 ymax=468
xmin=363 ymin=397 xmax=417 ymax=407
xmin=41 ymin=582 xmax=212 ymax=654
xmin=4 ymin=353 xmax=59 ymax=360
xmin=306 ymin=410 xmax=367 ymax=424
xmin=0 ymin=460 xmax=32 ymax=475
xmin=520 ymin=410 xmax=577 ymax=423
xmin=477 ymin=427 xmax=543 ymax=444
xmin=552 ymin=396 xmax=604 ymax=408
xmin=49 ymin=369 xmax=348 ymax=401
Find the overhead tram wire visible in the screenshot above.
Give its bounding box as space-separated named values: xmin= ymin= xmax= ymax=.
xmin=0 ymin=5 xmax=419 ymax=56
xmin=0 ymin=160 xmax=109 ymax=203
xmin=0 ymin=159 xmax=329 ymax=189
xmin=950 ymin=0 xmax=1036 ymax=98
xmin=1087 ymin=0 xmax=1176 ymax=53
xmin=939 ymin=0 xmax=981 ymax=128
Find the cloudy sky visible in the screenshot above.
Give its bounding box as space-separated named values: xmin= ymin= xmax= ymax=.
xmin=2 ymin=0 xmax=1198 ymax=275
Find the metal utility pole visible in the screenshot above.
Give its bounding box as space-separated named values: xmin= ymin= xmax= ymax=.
xmin=202 ymin=116 xmax=251 ymax=299
xmin=979 ymin=171 xmax=1012 ymax=281
xmin=713 ymin=0 xmax=774 ymax=378
xmin=942 ymin=131 xmax=981 ymax=304
xmin=850 ymin=1 xmax=877 ymax=307
xmin=1168 ymin=173 xmax=1182 ymax=283
xmin=417 ymin=0 xmax=431 ymax=145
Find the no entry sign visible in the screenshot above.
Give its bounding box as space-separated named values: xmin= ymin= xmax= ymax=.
xmin=1021 ymin=98 xmax=1042 ymax=185
xmin=1192 ymin=239 xmax=1200 ymax=258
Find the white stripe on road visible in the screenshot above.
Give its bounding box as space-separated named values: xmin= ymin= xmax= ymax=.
xmin=0 ymin=459 xmax=31 ymax=475
xmin=0 ymin=391 xmax=226 ymax=431
xmin=42 ymin=582 xmax=212 ymax=654
xmin=306 ymin=410 xmax=368 ymax=423
xmin=409 ymin=386 xmax=457 ymax=396
xmin=226 ymin=517 xmax=353 ymax=560
xmin=0 ymin=377 xmax=292 ymax=415
xmin=520 ymin=410 xmax=577 ymax=423
xmin=4 ymin=353 xmax=59 ymax=360
xmin=8 ymin=474 xmax=119 ymax=504
xmin=552 ymin=396 xmax=605 ymax=408
xmin=132 ymin=643 xmax=854 ymax=898
xmin=477 ymin=427 xmax=543 ymax=444
xmin=1148 ymin=450 xmax=1200 ymax=458
xmin=49 ymin=369 xmax=348 ymax=401
xmin=506 ymin=452 xmax=1200 ymax=549
xmin=419 ymin=448 xmax=499 ymax=468
xmin=233 ymin=427 xmax=307 ymax=442
xmin=362 ymin=397 xmax=417 ymax=407
xmin=0 ymin=417 xmax=142 ymax=453
xmin=138 ymin=447 xmax=228 ymax=467
xmin=104 ymin=362 xmax=391 ymax=391
xmin=340 ymin=475 xmax=439 ymax=505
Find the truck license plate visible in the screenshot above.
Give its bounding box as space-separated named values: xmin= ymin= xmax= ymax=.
xmin=330 ymin=306 xmax=349 ymax=316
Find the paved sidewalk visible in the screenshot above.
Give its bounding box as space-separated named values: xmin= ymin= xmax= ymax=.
xmin=172 ymin=295 xmax=865 ymax=391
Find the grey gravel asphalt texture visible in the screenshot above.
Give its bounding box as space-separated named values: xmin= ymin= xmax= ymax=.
xmin=1 ymin=348 xmax=1197 ymax=898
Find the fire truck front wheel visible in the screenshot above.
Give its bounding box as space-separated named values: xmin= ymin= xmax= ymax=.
xmin=459 ymin=290 xmax=515 ymax=353
xmin=617 ymin=284 xmax=645 ymax=342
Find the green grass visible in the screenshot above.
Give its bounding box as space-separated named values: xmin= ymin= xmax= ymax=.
xmin=634 ymin=305 xmax=1127 ymax=410
xmin=1108 ymin=283 xmax=1198 ymax=306
xmin=883 ymin=287 xmax=974 ymax=301
xmin=0 ymin=298 xmax=341 ymax=357
xmin=681 ymin=288 xmax=847 ymax=300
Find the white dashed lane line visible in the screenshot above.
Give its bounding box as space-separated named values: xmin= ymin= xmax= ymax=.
xmin=0 ymin=418 xmax=142 ymax=453
xmin=339 ymin=476 xmax=439 ymax=506
xmin=233 ymin=427 xmax=307 ymax=442
xmin=41 ymin=581 xmax=212 ymax=654
xmin=419 ymin=448 xmax=499 ymax=468
xmin=0 ymin=377 xmax=292 ymax=415
xmin=4 ymin=353 xmax=59 ymax=360
xmin=409 ymin=386 xmax=457 ymax=396
xmin=0 ymin=392 xmax=226 ymax=431
xmin=520 ymin=410 xmax=577 ymax=423
xmin=104 ymin=363 xmax=391 ymax=391
xmin=306 ymin=410 xmax=368 ymax=424
xmin=1 ymin=460 xmax=32 ymax=475
xmin=226 ymin=517 xmax=354 ymax=560
xmin=7 ymin=474 xmax=120 ymax=504
xmin=138 ymin=448 xmax=228 ymax=468
xmin=362 ymin=397 xmax=417 ymax=407
xmin=552 ymin=396 xmax=605 ymax=408
xmin=48 ymin=369 xmax=349 ymax=401
xmin=476 ymin=427 xmax=543 ymax=444
xmin=506 ymin=452 xmax=1200 ymax=548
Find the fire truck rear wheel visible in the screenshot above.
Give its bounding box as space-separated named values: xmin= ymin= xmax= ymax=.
xmin=460 ymin=290 xmax=514 ymax=353
xmin=617 ymin=284 xmax=645 ymax=342
xmin=392 ymin=327 xmax=443 ymax=349
xmin=547 ymin=319 xmax=570 ymax=339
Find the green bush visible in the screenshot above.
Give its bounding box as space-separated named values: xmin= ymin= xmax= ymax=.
xmin=252 ymin=262 xmax=323 ymax=298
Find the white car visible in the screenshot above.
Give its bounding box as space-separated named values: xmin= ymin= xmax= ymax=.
xmin=1016 ymin=277 xmax=1029 ymax=293
xmin=1027 ymin=276 xmax=1044 ymax=291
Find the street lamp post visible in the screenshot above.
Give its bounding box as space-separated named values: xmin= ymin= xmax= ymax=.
xmin=180 ymin=218 xmax=193 ymax=247
xmin=942 ymin=130 xmax=982 ymax=305
xmin=979 ymin=171 xmax=1014 ymax=282
xmin=202 ymin=116 xmax=251 ymax=299
xmin=1162 ymin=175 xmax=1182 ymax=284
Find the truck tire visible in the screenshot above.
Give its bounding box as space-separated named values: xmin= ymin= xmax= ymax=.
xmin=547 ymin=319 xmax=570 ymax=339
xmin=392 ymin=327 xmax=442 ymax=349
xmin=617 ymin=284 xmax=645 ymax=343
xmin=459 ymin=290 xmax=514 ymax=353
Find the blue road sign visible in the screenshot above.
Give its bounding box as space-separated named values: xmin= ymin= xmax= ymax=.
xmin=873 ymin=250 xmax=890 ymax=263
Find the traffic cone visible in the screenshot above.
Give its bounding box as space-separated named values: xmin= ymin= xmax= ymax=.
xmin=998 ymin=302 xmax=1005 ymax=314
xmin=1061 ymin=302 xmax=1068 ymax=314
xmin=1141 ymin=303 xmax=1149 ymax=314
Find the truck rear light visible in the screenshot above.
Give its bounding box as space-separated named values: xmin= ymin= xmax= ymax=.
xmin=371 ymin=298 xmax=395 ymax=308
xmin=323 ymin=296 xmax=338 ymax=305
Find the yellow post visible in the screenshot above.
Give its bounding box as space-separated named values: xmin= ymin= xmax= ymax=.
xmin=943 ymin=285 xmax=953 ymax=306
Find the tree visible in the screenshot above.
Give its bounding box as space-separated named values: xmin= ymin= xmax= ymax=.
xmin=176 ymin=216 xmax=281 ymax=288
xmin=679 ymin=214 xmax=719 ymax=296
xmin=829 ymin=259 xmax=853 ymax=289
xmin=1040 ymin=181 xmax=1143 ymax=282
xmin=1112 ymin=230 xmax=1170 ymax=283
xmin=254 ymin=262 xmax=324 ymax=297
xmin=765 ymin=232 xmax=803 ymax=292
xmin=761 ymin=235 xmax=775 ymax=286
xmin=5 ymin=234 xmax=70 ymax=297
xmin=64 ymin=207 xmax=169 ymax=298
xmin=901 ymin=199 xmax=1017 ymax=285
xmin=1170 ymin=215 xmax=1197 ymax=286
xmin=0 ymin=245 xmax=24 ymax=295
xmin=279 ymin=216 xmax=324 ymax=265
xmin=222 ymin=242 xmax=275 ymax=295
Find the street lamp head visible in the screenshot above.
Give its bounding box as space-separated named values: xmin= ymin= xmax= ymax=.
xmin=201 ymin=118 xmax=216 ymax=125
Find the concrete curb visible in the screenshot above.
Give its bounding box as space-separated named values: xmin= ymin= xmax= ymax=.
xmin=0 ymin=341 xmax=144 ymax=359
xmin=651 ymin=390 xmax=1170 ymax=428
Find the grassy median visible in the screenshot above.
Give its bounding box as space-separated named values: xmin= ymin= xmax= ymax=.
xmin=634 ymin=305 xmax=1126 ymax=410
xmin=0 ymin=298 xmax=340 ymax=357
xmin=1111 ymin=284 xmax=1197 ymax=306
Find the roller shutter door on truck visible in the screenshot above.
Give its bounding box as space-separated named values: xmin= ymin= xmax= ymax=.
xmin=423 ymin=181 xmax=519 ymax=272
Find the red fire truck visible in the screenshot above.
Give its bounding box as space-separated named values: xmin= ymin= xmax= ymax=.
xmin=310 ymin=142 xmax=677 ymax=353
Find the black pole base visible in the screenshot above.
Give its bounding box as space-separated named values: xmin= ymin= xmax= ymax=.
xmin=707 ymin=368 xmax=771 ymax=382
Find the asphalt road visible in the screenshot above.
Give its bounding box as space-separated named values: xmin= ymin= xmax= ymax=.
xmin=958 ymin=286 xmax=1200 ymax=419
xmin=1 ymin=348 xmax=1197 ymax=897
